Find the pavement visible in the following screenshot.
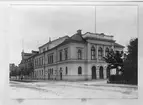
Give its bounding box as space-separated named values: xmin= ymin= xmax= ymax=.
xmin=9 ymin=80 xmax=138 ymax=99
xmin=8 ymin=80 xmax=138 ymax=105
xmin=10 ymin=79 xmax=137 ymax=89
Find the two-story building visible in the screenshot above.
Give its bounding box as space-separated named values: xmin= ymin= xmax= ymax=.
xmin=33 ymin=30 xmax=124 ymax=81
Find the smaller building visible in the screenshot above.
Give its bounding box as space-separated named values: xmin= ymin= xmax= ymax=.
xmin=18 ymin=50 xmax=39 ymax=79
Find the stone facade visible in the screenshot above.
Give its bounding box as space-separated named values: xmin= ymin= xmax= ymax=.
xmin=31 ymin=30 xmax=124 ymax=81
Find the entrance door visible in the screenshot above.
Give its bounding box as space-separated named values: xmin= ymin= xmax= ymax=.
xmin=92 ymin=66 xmax=96 ymax=79
xmin=106 ymin=66 xmax=110 ymax=78
xmin=99 ymin=66 xmax=104 ymax=79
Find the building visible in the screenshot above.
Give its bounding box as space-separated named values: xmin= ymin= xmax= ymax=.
xmin=19 ymin=50 xmax=39 ymax=78
xmin=32 ymin=30 xmax=124 ymax=81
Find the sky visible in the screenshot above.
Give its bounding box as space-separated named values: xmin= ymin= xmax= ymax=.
xmin=8 ymin=5 xmax=138 ymax=65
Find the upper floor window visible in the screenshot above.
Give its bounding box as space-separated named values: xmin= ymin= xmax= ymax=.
xmin=105 ymin=48 xmax=109 ymax=57
xmin=35 ymin=60 xmax=36 ymax=67
xmin=43 ymin=48 xmax=45 ymax=52
xmin=39 ymin=58 xmax=41 ymax=66
xmin=78 ymin=66 xmax=82 ymax=75
xmin=77 ymin=49 xmax=82 ymax=60
xmin=64 ymin=48 xmax=68 ymax=60
xmin=41 ymin=57 xmax=43 ymax=65
xmin=91 ymin=46 xmax=96 ymax=60
xmin=98 ymin=47 xmax=103 ymax=60
xmin=37 ymin=58 xmax=39 ymax=66
xmin=48 ymin=54 xmax=54 ymax=64
xmin=59 ymin=50 xmax=62 ymax=61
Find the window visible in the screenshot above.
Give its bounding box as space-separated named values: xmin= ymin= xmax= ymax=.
xmin=37 ymin=58 xmax=39 ymax=66
xmin=98 ymin=47 xmax=103 ymax=60
xmin=66 ymin=67 xmax=68 ymax=75
xmin=48 ymin=69 xmax=50 ymax=74
xmin=41 ymin=70 xmax=43 ymax=75
xmin=35 ymin=60 xmax=36 ymax=67
xmin=105 ymin=48 xmax=109 ymax=57
xmin=78 ymin=66 xmax=82 ymax=75
xmin=91 ymin=46 xmax=96 ymax=60
xmin=41 ymin=57 xmax=43 ymax=65
xmin=78 ymin=49 xmax=82 ymax=59
xmin=43 ymin=48 xmax=45 ymax=52
xmin=51 ymin=68 xmax=53 ymax=75
xmin=51 ymin=55 xmax=53 ymax=63
xmin=48 ymin=54 xmax=54 ymax=64
xmin=64 ymin=48 xmax=68 ymax=60
xmin=39 ymin=58 xmax=41 ymax=66
xmin=48 ymin=55 xmax=50 ymax=64
xmin=59 ymin=50 xmax=62 ymax=61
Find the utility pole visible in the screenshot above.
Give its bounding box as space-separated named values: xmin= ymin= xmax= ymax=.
xmin=44 ymin=51 xmax=46 ymax=80
xmin=95 ymin=6 xmax=96 ymax=34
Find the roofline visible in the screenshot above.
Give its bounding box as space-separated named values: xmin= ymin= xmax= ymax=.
xmin=83 ymin=32 xmax=114 ymax=37
xmin=38 ymin=35 xmax=69 ymax=49
xmin=84 ymin=36 xmax=116 ymax=42
xmin=34 ymin=39 xmax=86 ymax=57
xmin=114 ymin=43 xmax=125 ymax=48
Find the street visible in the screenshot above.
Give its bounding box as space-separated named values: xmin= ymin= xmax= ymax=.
xmin=9 ymin=80 xmax=137 ymax=99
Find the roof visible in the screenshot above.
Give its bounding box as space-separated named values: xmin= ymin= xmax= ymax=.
xmin=114 ymin=43 xmax=125 ymax=48
xmin=38 ymin=35 xmax=69 ymax=48
xmin=83 ymin=32 xmax=114 ymax=37
xmin=54 ymin=32 xmax=86 ymax=48
xmin=34 ymin=32 xmax=87 ymax=56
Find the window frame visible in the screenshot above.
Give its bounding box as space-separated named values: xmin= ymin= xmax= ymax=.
xmin=78 ymin=66 xmax=82 ymax=75
xmin=59 ymin=50 xmax=63 ymax=61
xmin=105 ymin=47 xmax=109 ymax=57
xmin=64 ymin=48 xmax=68 ymax=60
xmin=91 ymin=46 xmax=96 ymax=60
xmin=98 ymin=47 xmax=103 ymax=60
xmin=77 ymin=49 xmax=82 ymax=60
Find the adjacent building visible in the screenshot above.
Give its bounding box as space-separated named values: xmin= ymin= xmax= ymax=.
xmin=19 ymin=50 xmax=39 ymax=78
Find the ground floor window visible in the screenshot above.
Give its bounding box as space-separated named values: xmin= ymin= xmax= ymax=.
xmin=78 ymin=66 xmax=82 ymax=75
xmin=66 ymin=67 xmax=68 ymax=75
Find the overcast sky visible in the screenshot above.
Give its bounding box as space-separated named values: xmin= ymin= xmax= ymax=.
xmin=8 ymin=5 xmax=137 ymax=65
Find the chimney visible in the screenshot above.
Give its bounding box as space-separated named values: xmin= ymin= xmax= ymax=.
xmin=77 ymin=29 xmax=82 ymax=35
xmin=49 ymin=37 xmax=51 ymax=43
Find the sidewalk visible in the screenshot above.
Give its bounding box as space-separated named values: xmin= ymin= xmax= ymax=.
xmin=10 ymin=79 xmax=137 ymax=89
xmin=82 ymin=82 xmax=138 ymax=88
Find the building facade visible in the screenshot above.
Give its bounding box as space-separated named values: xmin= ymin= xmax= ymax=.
xmin=19 ymin=50 xmax=39 ymax=78
xmin=32 ymin=30 xmax=124 ymax=81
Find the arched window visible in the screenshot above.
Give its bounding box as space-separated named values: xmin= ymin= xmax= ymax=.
xmin=105 ymin=48 xmax=109 ymax=57
xmin=78 ymin=49 xmax=82 ymax=59
xmin=99 ymin=66 xmax=104 ymax=79
xmin=78 ymin=66 xmax=82 ymax=75
xmin=98 ymin=47 xmax=103 ymax=60
xmin=91 ymin=46 xmax=96 ymax=60
xmin=65 ymin=67 xmax=68 ymax=75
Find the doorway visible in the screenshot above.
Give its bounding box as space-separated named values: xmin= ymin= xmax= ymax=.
xmin=92 ymin=66 xmax=96 ymax=79
xmin=99 ymin=66 xmax=104 ymax=79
